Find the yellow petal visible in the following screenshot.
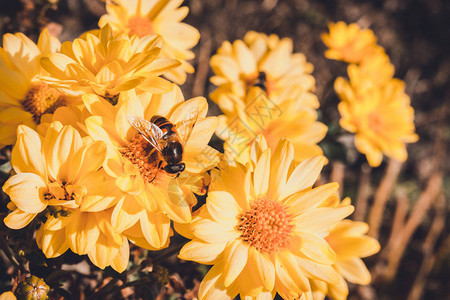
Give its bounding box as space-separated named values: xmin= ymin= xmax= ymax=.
xmin=38 ymin=28 xmax=61 ymax=56
xmin=267 ymin=138 xmax=294 ymax=200
xmin=297 ymin=232 xmax=336 ymax=264
xmin=78 ymin=170 xmax=122 ymax=212
xmin=233 ymin=40 xmax=257 ymax=75
xmin=248 ymin=247 xmax=275 ymax=291
xmin=198 ymin=262 xmax=239 ymax=300
xmin=67 ymin=140 xmax=107 ymax=183
xmin=11 ymin=125 xmax=46 ymax=178
xmin=184 ymin=117 xmax=219 ymax=149
xmin=294 ymin=206 xmax=354 ymax=234
xmin=210 ymin=54 xmax=240 ymax=82
xmin=43 ymin=123 xmax=82 ymax=182
xmin=178 ymin=240 xmax=226 ymax=265
xmin=82 ymin=93 xmax=114 ymax=118
xmin=87 ymin=233 xmax=121 ymax=269
xmin=284 ymin=183 xmax=339 ymax=216
xmin=280 ymin=156 xmax=326 ymax=200
xmin=336 ymin=257 xmax=372 ymax=285
xmin=275 ymin=252 xmax=310 ymax=294
xmin=3 ymin=173 xmax=47 ymax=213
xmin=330 ymin=236 xmax=380 ymax=259
xmin=36 ymin=227 xmax=69 ymax=258
xmin=183 ymin=146 xmax=221 ymax=173
xmin=191 ymin=218 xmax=240 ymax=244
xmin=206 ymin=191 xmax=240 ymax=226
xmin=170 ymin=96 xmax=208 ymax=123
xmin=253 ymin=148 xmax=271 ymax=197
xmin=0 ymin=291 xmax=16 ymax=300
xmin=222 ymin=240 xmax=250 ymax=287
xmin=66 ymin=211 xmax=100 ymax=255
xmin=148 ymin=181 xmax=191 ymax=223
xmin=111 ymin=238 xmax=130 ymax=273
xmin=138 ymin=76 xmax=173 ymax=93
xmin=111 ymin=197 xmax=142 ymax=233
xmin=209 ymin=164 xmax=248 ymax=210
xmin=296 ymin=256 xmax=339 ymax=284
xmin=3 ymin=208 xmax=37 ymax=229
xmin=139 ymin=211 xmax=171 ymax=249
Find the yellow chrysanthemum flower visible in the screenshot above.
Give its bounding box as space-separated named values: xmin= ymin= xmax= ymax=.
xmin=83 ymin=85 xmax=219 ymax=226
xmin=40 ymin=24 xmax=180 ymax=101
xmin=335 ymin=77 xmax=418 ymax=167
xmin=216 ymin=87 xmax=327 ymax=164
xmin=0 ymin=28 xmax=73 ymax=148
xmin=310 ymin=197 xmax=380 ymax=300
xmin=3 ymin=121 xmax=128 ymax=272
xmin=321 ymin=22 xmax=381 ymax=64
xmin=210 ymin=31 xmax=319 ymax=114
xmin=99 ymin=0 xmax=199 ymax=85
xmin=177 ymin=136 xmax=354 ymax=299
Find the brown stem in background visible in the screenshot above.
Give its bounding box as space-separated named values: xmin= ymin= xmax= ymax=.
xmin=407 ymin=193 xmax=446 ymax=300
xmin=330 ymin=161 xmax=345 ymax=197
xmin=383 ymin=172 xmax=443 ymax=281
xmin=368 ymin=159 xmax=403 ymax=239
xmin=388 ymin=191 xmax=409 ymax=244
xmin=353 ymin=163 xmax=371 ymax=221
xmin=192 ymin=30 xmax=212 ymax=98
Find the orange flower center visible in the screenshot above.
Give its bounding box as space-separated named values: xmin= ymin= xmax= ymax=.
xmin=237 ymin=197 xmax=294 ymax=254
xmin=44 ymin=184 xmax=75 ymax=218
xmin=128 ymin=15 xmax=154 ymax=37
xmin=368 ymin=111 xmax=384 ymax=134
xmin=21 ymin=82 xmax=66 ymax=123
xmin=120 ymin=134 xmax=161 ymax=183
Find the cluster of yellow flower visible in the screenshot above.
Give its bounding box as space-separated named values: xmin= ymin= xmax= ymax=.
xmin=0 ymin=2 xmax=386 ymax=298
xmin=322 ymin=21 xmax=419 ymax=167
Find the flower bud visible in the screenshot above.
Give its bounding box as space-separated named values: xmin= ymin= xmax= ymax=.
xmin=15 ymin=275 xmax=49 ymax=300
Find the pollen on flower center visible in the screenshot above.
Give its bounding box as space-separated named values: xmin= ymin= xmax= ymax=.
xmin=44 ymin=184 xmax=76 ymax=218
xmin=120 ymin=134 xmax=161 ymax=183
xmin=237 ymin=197 xmax=294 ymax=254
xmin=128 ymin=15 xmax=154 ymax=37
xmin=21 ymin=82 xmax=66 ymax=123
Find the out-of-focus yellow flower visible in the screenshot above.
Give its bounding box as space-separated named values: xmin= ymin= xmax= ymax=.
xmin=3 ymin=121 xmax=128 ymax=272
xmin=210 ymin=31 xmax=319 ymax=114
xmin=216 ymin=87 xmax=327 ymax=164
xmin=99 ymin=0 xmax=199 ymax=85
xmin=0 ymin=28 xmax=73 ymax=148
xmin=40 ymin=24 xmax=180 ymax=100
xmin=335 ymin=77 xmax=418 ymax=167
xmin=0 ymin=291 xmax=16 ymax=300
xmin=83 ymin=85 xmax=219 ymax=227
xmin=347 ymin=49 xmax=395 ymax=91
xmin=177 ymin=136 xmax=354 ymax=299
xmin=310 ymin=198 xmax=380 ymax=300
xmin=321 ymin=22 xmax=381 ymax=64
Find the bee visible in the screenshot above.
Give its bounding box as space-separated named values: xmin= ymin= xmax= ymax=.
xmin=127 ymin=107 xmax=198 ymax=177
xmin=253 ymin=71 xmax=267 ymax=92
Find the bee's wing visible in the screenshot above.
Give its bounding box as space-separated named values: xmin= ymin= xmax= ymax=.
xmin=127 ymin=114 xmax=164 ymax=152
xmin=175 ymin=107 xmax=199 ymax=145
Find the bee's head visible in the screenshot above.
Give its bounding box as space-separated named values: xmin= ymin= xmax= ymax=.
xmin=163 ymin=163 xmax=185 ymax=174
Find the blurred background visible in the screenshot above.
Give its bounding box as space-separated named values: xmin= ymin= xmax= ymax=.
xmin=0 ymin=0 xmax=449 ymax=299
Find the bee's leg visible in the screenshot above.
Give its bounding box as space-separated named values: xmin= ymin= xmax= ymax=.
xmin=175 ymin=172 xmax=181 ymax=178
xmin=149 ymin=160 xmax=163 ymax=183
